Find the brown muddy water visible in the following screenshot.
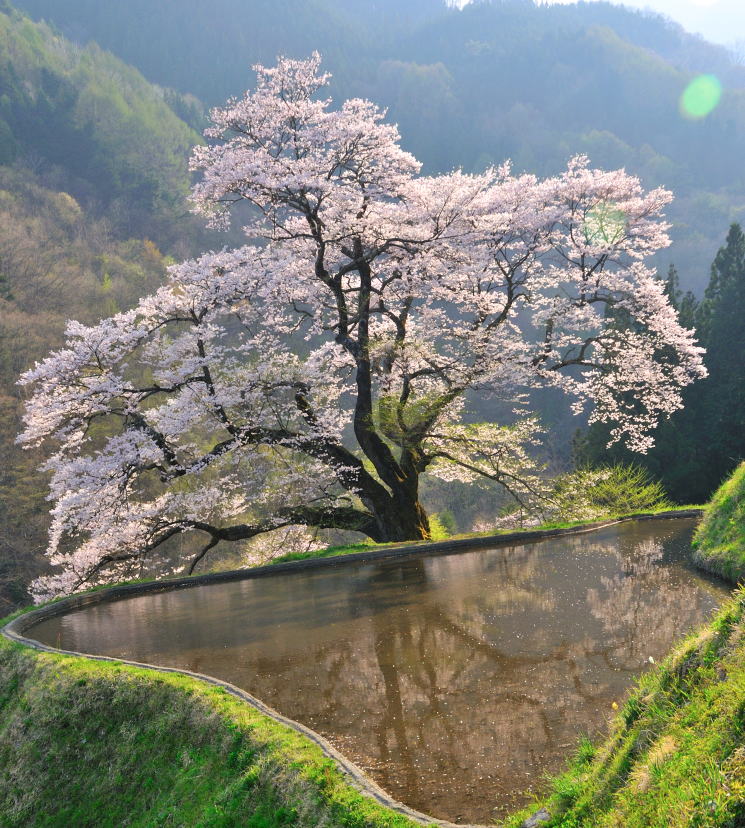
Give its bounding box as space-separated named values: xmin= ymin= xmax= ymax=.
xmin=29 ymin=519 xmax=729 ymax=824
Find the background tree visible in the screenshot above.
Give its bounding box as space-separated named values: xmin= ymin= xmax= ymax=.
xmin=689 ymin=224 xmax=745 ymax=496
xmin=19 ymin=55 xmax=705 ymax=599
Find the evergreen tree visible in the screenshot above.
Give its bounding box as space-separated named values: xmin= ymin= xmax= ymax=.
xmin=696 ymin=224 xmax=745 ymax=494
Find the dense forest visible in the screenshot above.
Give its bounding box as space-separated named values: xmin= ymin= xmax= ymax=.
xmin=1 ymin=0 xmax=745 ymax=606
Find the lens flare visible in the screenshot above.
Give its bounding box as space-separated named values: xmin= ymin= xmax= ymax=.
xmin=680 ymin=75 xmax=722 ymax=119
xmin=584 ymin=202 xmax=627 ymax=246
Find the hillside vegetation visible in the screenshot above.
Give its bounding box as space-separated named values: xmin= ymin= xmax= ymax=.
xmin=0 ymin=6 xmax=216 ymax=610
xmin=12 ymin=0 xmax=745 ymax=291
xmin=0 ymin=168 xmax=172 ymax=610
xmin=0 ymin=6 xmax=199 ymax=238
xmin=693 ymin=462 xmax=745 ymax=584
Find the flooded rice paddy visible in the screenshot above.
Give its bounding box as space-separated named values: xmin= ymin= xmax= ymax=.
xmin=28 ymin=519 xmax=729 ymax=824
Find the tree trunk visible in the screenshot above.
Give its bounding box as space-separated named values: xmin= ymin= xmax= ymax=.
xmin=375 ymin=490 xmax=431 ymax=543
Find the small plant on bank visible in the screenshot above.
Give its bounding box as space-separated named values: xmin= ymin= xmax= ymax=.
xmin=548 ymin=464 xmax=672 ymax=523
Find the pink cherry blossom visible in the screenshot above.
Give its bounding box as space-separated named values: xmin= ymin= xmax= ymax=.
xmin=19 ymin=56 xmax=705 ymax=600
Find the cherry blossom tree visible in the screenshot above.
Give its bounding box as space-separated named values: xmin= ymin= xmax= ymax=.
xmin=19 ymin=54 xmax=705 ymax=599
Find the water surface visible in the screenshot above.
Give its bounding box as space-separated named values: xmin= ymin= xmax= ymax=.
xmin=29 ymin=519 xmax=729 ymax=824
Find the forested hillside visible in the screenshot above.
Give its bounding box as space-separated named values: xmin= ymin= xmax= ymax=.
xmin=11 ymin=0 xmax=745 ymax=291
xmin=0 ymin=7 xmax=202 ymax=239
xmin=0 ymin=6 xmax=211 ymax=609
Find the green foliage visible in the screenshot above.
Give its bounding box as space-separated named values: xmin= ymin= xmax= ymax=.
xmin=693 ymin=462 xmax=745 ymax=583
xmin=427 ymin=513 xmax=451 ymax=541
xmin=436 ymin=509 xmax=457 ymax=536
xmin=580 ymin=465 xmax=672 ymax=515
xmin=550 ymin=465 xmax=672 ymax=523
xmin=375 ymin=392 xmax=448 ymax=446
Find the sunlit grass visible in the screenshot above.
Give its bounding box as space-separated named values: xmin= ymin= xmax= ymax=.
xmin=0 ymin=629 xmax=423 ymax=828
xmin=693 ymin=462 xmax=745 ymax=583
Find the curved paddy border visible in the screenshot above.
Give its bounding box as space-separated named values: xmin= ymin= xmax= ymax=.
xmin=1 ymin=509 xmax=704 ymax=828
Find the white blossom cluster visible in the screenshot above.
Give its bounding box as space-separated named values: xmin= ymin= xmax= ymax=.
xmin=19 ymin=55 xmax=705 ymax=598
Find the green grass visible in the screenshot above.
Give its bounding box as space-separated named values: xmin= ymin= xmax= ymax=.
xmin=693 ymin=463 xmax=745 ymax=584
xmin=266 ymin=506 xmax=704 ymax=567
xmin=0 ymin=626 xmax=424 ymax=828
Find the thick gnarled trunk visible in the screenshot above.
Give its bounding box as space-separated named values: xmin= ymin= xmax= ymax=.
xmin=374 ymin=493 xmax=430 ymax=543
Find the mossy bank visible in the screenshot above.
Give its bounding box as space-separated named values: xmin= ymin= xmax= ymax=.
xmin=693 ymin=462 xmax=745 ymax=584
xmin=0 ymin=624 xmax=423 ymax=828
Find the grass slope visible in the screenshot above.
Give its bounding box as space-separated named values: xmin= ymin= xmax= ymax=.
xmin=693 ymin=463 xmax=745 ymax=585
xmin=504 ymin=588 xmax=745 ymax=828
xmin=0 ymin=626 xmax=422 ymax=828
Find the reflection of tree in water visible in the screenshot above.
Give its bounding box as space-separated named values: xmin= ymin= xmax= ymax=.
xmin=287 ymin=534 xmax=721 ymax=822
xmin=587 ymin=538 xmax=716 ymax=672
xmin=216 ymin=534 xmax=721 ymax=823
xmin=363 ymin=559 xmax=556 ymax=802
xmin=282 ymin=548 xmax=610 ymax=820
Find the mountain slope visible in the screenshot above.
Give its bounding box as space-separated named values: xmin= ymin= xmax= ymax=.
xmin=0 ymin=4 xmax=200 ymax=237
xmin=10 ymin=0 xmax=745 ymax=291
xmin=0 ymin=6 xmax=212 ymax=609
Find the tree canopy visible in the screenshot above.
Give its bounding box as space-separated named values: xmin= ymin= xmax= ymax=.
xmin=19 ymin=55 xmax=705 ymax=600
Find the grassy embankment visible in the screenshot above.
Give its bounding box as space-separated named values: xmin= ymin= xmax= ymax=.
xmin=693 ymin=462 xmax=745 ymax=584
xmin=0 ymin=613 xmax=423 ymax=828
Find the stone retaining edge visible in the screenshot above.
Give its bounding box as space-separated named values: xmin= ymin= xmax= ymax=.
xmin=1 ymin=510 xmax=703 ymax=828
